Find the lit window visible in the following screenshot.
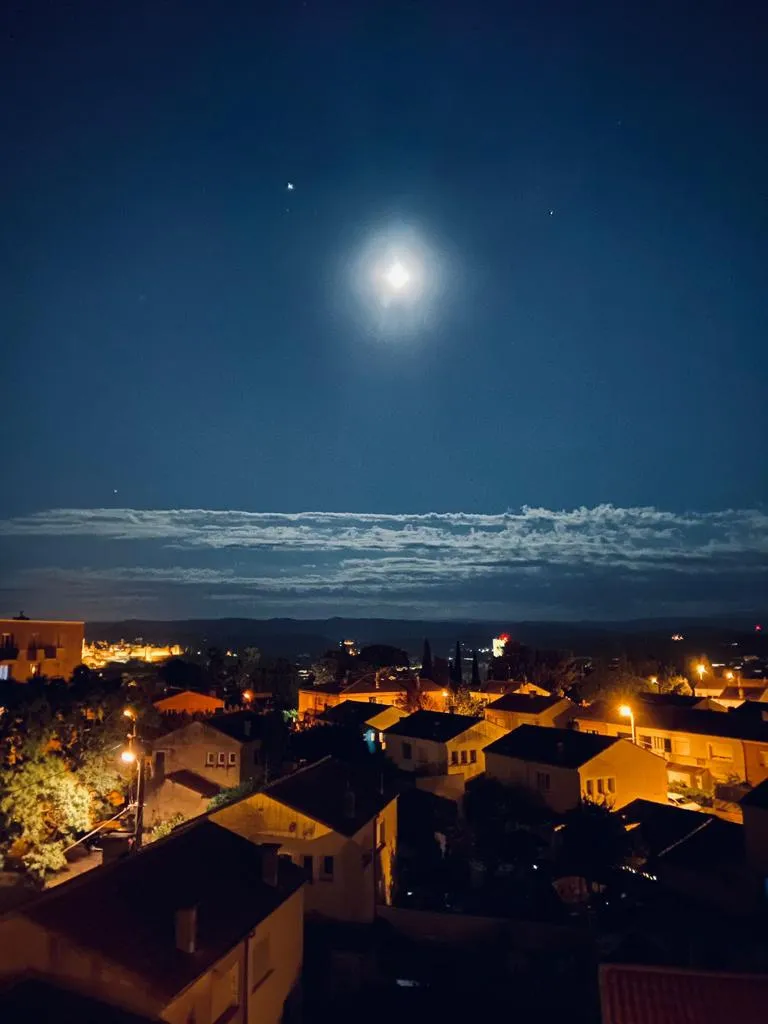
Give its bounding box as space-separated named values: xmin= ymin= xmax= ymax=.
xmin=228 ymin=752 xmax=237 ymax=766
xmin=205 ymin=752 xmax=215 ymax=766
xmin=0 ymin=666 xmax=8 ymax=681
xmin=217 ymin=752 xmax=226 ymax=766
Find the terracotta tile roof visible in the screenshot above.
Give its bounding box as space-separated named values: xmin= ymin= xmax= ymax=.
xmin=485 ymin=724 xmax=618 ymax=769
xmin=741 ymin=777 xmax=768 ymax=810
xmin=18 ymin=820 xmax=304 ymax=1003
xmin=383 ymin=710 xmax=481 ymax=743
xmin=317 ymin=700 xmax=394 ymax=727
xmin=599 ymin=963 xmax=768 ymax=1024
xmin=576 ymin=701 xmax=768 ymax=742
xmin=485 ymin=693 xmax=565 ymax=714
xmin=261 ymin=756 xmax=396 ymax=837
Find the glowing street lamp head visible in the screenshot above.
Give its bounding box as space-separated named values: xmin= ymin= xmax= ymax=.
xmin=384 ymin=261 xmax=410 ymax=290
xmin=120 ymin=748 xmax=137 ymax=765
xmin=618 ymin=704 xmax=633 ymax=719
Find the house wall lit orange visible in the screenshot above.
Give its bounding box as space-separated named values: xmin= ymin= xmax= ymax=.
xmin=0 ymin=618 xmax=84 ymax=681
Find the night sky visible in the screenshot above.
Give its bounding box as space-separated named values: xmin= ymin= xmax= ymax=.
xmin=2 ymin=1 xmax=766 ymax=621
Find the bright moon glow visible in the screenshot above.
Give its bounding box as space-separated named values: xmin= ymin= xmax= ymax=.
xmin=385 ymin=261 xmax=410 ymax=290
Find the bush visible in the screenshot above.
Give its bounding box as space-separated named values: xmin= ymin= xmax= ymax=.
xmin=146 ymin=813 xmax=187 ymax=844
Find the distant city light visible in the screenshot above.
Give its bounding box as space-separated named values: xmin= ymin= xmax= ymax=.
xmin=671 ymin=634 xmax=684 ymax=641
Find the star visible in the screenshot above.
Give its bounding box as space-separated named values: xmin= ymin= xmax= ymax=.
xmin=286 ymin=182 xmax=295 ymax=191
xmin=549 ymin=209 xmax=554 ymax=216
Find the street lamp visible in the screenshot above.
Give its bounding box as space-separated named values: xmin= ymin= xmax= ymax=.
xmin=618 ymin=704 xmax=636 ymax=745
xmin=649 ymin=676 xmax=659 ymax=691
xmin=695 ymin=663 xmax=706 ymax=689
xmin=120 ymin=711 xmax=145 ymax=851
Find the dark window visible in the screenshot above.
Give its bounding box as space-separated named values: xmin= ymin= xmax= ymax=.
xmin=228 ymin=752 xmax=237 ymax=765
xmin=469 ymin=749 xmax=477 ymax=764
xmin=206 ymin=752 xmax=215 ymax=766
xmin=535 ymin=771 xmax=550 ymax=791
xmin=321 ymin=856 xmax=334 ymax=879
xmin=460 ymin=750 xmax=468 ymax=765
xmin=217 ymin=752 xmax=226 ymax=766
xmin=450 ymin=750 xmax=459 ymax=765
xmin=402 ymin=742 xmax=412 ymax=760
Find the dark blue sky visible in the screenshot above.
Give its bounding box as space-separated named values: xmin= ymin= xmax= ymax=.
xmin=2 ymin=1 xmax=766 ymax=620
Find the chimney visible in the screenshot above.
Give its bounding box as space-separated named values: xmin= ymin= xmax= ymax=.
xmin=343 ymin=784 xmax=356 ymax=820
xmin=261 ymin=843 xmax=280 ymax=886
xmin=175 ymin=906 xmax=197 ymax=954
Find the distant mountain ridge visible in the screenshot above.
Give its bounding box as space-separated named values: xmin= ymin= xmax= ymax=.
xmin=84 ymin=615 xmax=765 ymax=660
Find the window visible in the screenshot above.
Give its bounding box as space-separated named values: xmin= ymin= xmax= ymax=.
xmin=760 ymin=750 xmax=768 ymax=768
xmin=460 ymin=750 xmax=468 ymax=765
xmin=250 ymin=937 xmax=271 ymax=990
xmin=638 ymin=734 xmax=652 ymax=749
xmin=0 ymin=665 xmax=8 ymax=681
xmin=597 ymin=778 xmax=605 ymax=795
xmin=652 ymin=736 xmax=672 ymax=754
xmin=469 ymin=749 xmax=477 ymax=764
xmin=217 ymin=752 xmax=226 ymax=766
xmin=674 ymin=738 xmax=691 ymax=756
xmin=303 ymin=855 xmax=313 ymax=882
xmin=369 ymin=696 xmax=377 ymax=703
xmin=708 ymin=742 xmax=733 ymax=762
xmin=450 ymin=750 xmax=459 ymax=765
xmin=402 ymin=741 xmax=412 ymax=760
xmin=535 ymin=771 xmax=550 ymax=792
xmin=586 ymin=779 xmax=595 ymax=798
xmin=205 ymin=752 xmax=215 ymax=766
xmin=377 ymin=818 xmax=386 ymax=847
xmin=607 ymin=777 xmax=616 ymax=794
xmin=320 ymin=856 xmax=334 ymax=880
xmin=228 ymin=752 xmax=237 ymax=766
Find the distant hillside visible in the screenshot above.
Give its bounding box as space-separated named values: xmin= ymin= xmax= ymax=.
xmin=84 ymin=616 xmax=765 ymax=661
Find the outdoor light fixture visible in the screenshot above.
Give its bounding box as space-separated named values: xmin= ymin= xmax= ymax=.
xmin=618 ymin=704 xmax=636 ymax=745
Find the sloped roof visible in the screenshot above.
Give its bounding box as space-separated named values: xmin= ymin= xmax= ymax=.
xmin=317 ymin=699 xmax=394 ymax=727
xmin=0 ymin=978 xmax=158 ymax=1024
xmin=166 ymin=769 xmax=222 ymax=799
xmin=576 ymin=701 xmax=768 ymax=742
xmin=740 ymin=777 xmax=768 ymax=810
xmin=383 ymin=710 xmax=481 ymax=743
xmin=599 ymin=963 xmax=768 ymax=1024
xmin=619 ymin=798 xmax=712 ymax=858
xmin=207 ymin=710 xmax=263 ymax=742
xmin=260 ymin=756 xmax=396 ymax=837
xmin=485 ymin=692 xmax=565 ymax=714
xmin=18 ymin=820 xmax=303 ymax=1003
xmin=153 ymin=690 xmax=224 ymax=712
xmin=655 ymin=815 xmax=743 ymax=869
xmin=484 ymin=724 xmax=618 ymax=768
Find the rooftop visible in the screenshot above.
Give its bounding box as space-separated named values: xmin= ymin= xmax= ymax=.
xmin=0 ymin=978 xmax=158 ymax=1024
xmin=655 ymin=815 xmax=743 ymax=870
xmin=260 ymin=756 xmax=396 ymax=837
xmin=317 ymin=699 xmax=394 ymax=727
xmin=485 ymin=692 xmax=565 ymax=714
xmin=15 ymin=819 xmax=303 ymax=1003
xmin=484 ymin=724 xmax=619 ymax=768
xmin=207 ymin=710 xmax=263 ymax=742
xmin=383 ymin=710 xmax=481 ymax=743
xmin=576 ymin=701 xmax=768 ymax=742
xmin=599 ymin=963 xmax=768 ymax=1024
xmin=740 ymin=777 xmax=768 ymax=810
xmin=619 ymin=798 xmax=713 ymax=858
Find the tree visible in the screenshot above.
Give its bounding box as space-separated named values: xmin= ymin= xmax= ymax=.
xmin=471 ymin=651 xmax=481 ymax=689
xmin=395 ymin=679 xmax=438 ymax=714
xmin=421 ymin=639 xmax=434 ymax=681
xmin=555 ymin=800 xmax=635 ymax=893
xmin=309 ymin=658 xmax=337 ymax=685
xmin=450 ymin=641 xmax=463 ymax=688
xmin=448 ymin=686 xmax=486 ymax=717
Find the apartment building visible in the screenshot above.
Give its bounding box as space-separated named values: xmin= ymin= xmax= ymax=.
xmin=0 ymin=617 xmax=84 ymax=681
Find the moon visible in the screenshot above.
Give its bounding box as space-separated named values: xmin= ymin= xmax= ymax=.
xmin=384 ymin=261 xmax=410 ymax=290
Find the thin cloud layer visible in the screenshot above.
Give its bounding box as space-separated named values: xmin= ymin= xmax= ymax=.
xmin=0 ymin=505 xmax=765 ymax=619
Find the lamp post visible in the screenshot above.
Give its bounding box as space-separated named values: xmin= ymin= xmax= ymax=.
xmin=120 ymin=709 xmax=145 ymax=851
xmin=695 ymin=663 xmax=706 ymax=692
xmin=618 ymin=704 xmax=636 ymax=745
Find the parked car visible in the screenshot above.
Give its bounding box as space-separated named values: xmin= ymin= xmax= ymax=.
xmin=667 ymin=791 xmax=702 ymax=811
